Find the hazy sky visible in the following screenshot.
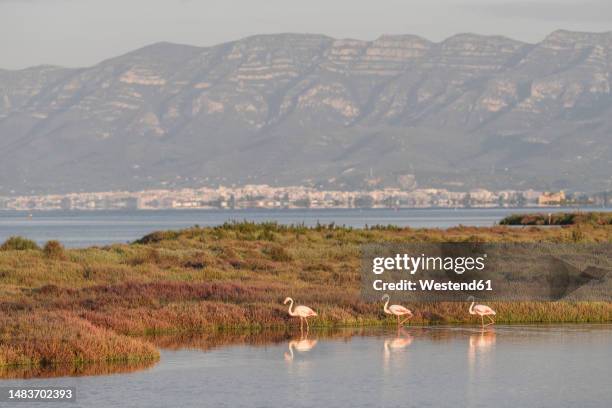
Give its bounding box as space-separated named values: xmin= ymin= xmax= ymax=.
xmin=1 ymin=0 xmax=611 ymax=69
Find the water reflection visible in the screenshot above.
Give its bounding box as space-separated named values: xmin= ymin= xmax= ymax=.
xmin=0 ymin=359 xmax=157 ymax=380
xmin=468 ymin=328 xmax=497 ymax=376
xmin=1 ymin=325 xmax=609 ymax=407
xmin=470 ymin=328 xmax=496 ymax=349
xmin=468 ymin=327 xmax=496 ymax=364
xmin=0 ymin=328 xmax=365 ymax=379
xmin=0 ymin=327 xmax=484 ymax=379
xmin=3 ymin=325 xmax=609 ymax=383
xmin=284 ymin=333 xmax=318 ymax=361
xmin=150 ymin=330 xmax=290 ymax=351
xmin=150 ymin=327 xmax=365 ymax=353
xmin=383 ymin=327 xmax=413 ymax=367
xmin=467 ymin=327 xmax=497 ymax=404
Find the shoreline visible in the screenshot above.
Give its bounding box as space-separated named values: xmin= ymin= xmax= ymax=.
xmin=2 ymin=322 xmax=611 ymax=378
xmin=2 ymin=206 xmax=609 ymax=213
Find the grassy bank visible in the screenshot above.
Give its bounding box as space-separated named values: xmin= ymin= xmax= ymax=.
xmin=500 ymin=211 xmax=612 ymax=226
xmin=0 ymin=220 xmax=611 ymax=369
xmin=0 ymin=311 xmax=159 ymax=368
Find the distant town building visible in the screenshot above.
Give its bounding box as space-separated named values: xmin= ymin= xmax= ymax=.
xmin=1 ymin=185 xmax=601 ymax=211
xmin=538 ymin=191 xmax=565 ymax=205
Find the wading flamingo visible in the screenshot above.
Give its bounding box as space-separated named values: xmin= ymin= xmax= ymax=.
xmin=284 ymin=297 xmax=317 ymax=332
xmin=382 ymin=294 xmax=413 ymax=328
xmin=468 ymin=296 xmax=496 ymax=328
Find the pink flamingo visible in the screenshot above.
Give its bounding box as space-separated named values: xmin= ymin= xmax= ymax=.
xmin=382 ymin=294 xmax=413 ymax=327
xmin=468 ymin=296 xmax=496 ymax=328
xmin=284 ymin=297 xmax=317 ymax=331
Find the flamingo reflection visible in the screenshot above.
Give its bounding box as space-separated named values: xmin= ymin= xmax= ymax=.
xmin=467 ymin=328 xmax=496 ymax=402
xmin=284 ymin=334 xmax=318 ymax=361
xmin=469 ymin=328 xmax=496 ymax=351
xmin=383 ymin=327 xmax=413 ymax=364
xmin=468 ymin=328 xmax=496 ymax=369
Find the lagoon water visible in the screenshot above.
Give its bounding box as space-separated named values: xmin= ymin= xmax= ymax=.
xmin=0 ymin=207 xmax=605 ymax=247
xmin=1 ymin=325 xmax=611 ymax=408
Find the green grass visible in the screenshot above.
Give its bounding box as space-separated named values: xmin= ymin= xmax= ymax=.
xmin=500 ymin=211 xmax=612 ymax=226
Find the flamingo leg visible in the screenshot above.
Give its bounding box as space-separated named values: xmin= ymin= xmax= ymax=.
xmin=300 ymin=317 xmax=304 ymax=333
xmin=397 ymin=315 xmax=400 ymax=328
xmin=400 ymin=317 xmax=410 ymax=326
xmin=480 ymin=315 xmax=484 ymax=328
xmin=305 ymin=317 xmax=310 ymax=331
xmin=485 ymin=315 xmax=495 ymax=326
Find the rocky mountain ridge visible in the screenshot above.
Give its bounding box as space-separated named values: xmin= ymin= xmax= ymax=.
xmin=1 ymin=30 xmax=611 ymax=194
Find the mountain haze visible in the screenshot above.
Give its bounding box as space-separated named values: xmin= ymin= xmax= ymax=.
xmin=1 ymin=30 xmax=611 ymax=195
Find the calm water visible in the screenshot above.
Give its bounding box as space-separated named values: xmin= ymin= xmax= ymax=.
xmin=0 ymin=207 xmax=604 ymax=247
xmin=1 ymin=325 xmax=610 ymax=408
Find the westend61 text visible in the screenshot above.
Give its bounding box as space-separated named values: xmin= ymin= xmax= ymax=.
xmin=373 ymin=279 xmax=493 ymax=292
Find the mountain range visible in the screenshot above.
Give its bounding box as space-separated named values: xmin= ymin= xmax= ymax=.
xmin=1 ymin=30 xmax=611 ymax=195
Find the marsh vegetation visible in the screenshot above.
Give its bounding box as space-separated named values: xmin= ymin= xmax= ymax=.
xmin=0 ymin=219 xmax=610 ymax=370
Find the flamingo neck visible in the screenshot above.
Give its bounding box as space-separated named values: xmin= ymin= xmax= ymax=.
xmin=469 ymin=301 xmax=476 ymax=315
xmin=383 ymin=297 xmax=390 ymax=314
xmin=285 ymin=342 xmax=294 ymax=360
xmin=287 ymin=299 xmax=296 ymax=316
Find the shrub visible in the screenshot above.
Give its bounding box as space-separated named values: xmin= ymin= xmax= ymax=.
xmin=264 ymin=245 xmax=293 ymax=262
xmin=499 ymin=214 xmax=526 ymax=225
xmin=500 ymin=212 xmax=612 ymax=226
xmin=571 ymin=227 xmax=585 ymax=243
xmin=133 ymin=230 xmax=180 ymax=244
xmin=126 ymin=248 xmax=161 ymax=266
xmin=0 ymin=236 xmax=40 ymax=251
xmin=43 ymin=240 xmax=66 ymax=259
